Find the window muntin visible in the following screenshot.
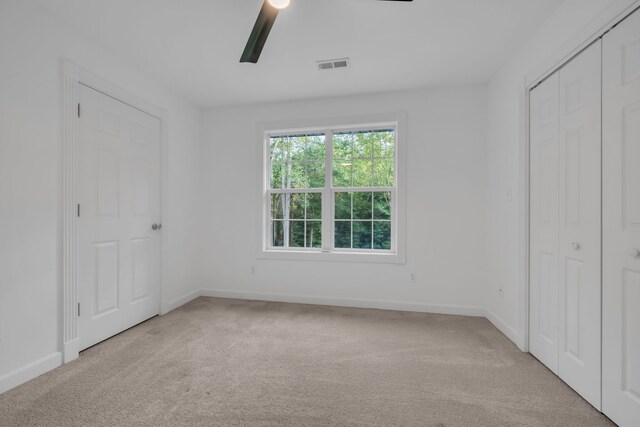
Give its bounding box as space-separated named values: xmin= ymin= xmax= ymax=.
xmin=265 ymin=126 xmax=396 ymax=254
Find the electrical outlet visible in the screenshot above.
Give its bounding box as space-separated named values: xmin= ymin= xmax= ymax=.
xmin=498 ymin=287 xmax=504 ymax=297
xmin=250 ymin=266 xmax=256 ymax=275
xmin=410 ymin=272 xmax=416 ymax=282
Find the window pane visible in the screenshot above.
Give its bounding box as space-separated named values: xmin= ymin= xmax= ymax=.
xmin=271 ymin=220 xmax=284 ymax=247
xmin=334 ymin=221 xmax=351 ymax=248
xmin=334 ymin=192 xmax=351 ymax=219
xmin=353 ymin=221 xmax=372 ymax=249
xmin=373 ymin=130 xmax=395 ymax=158
xmin=289 ymin=162 xmax=306 ymax=188
xmin=306 ymin=221 xmax=322 ymax=248
xmin=270 ymin=134 xmax=326 ymax=190
xmin=333 ymin=161 xmax=353 ymax=187
xmin=353 ymin=192 xmax=372 ymax=219
xmin=373 ymin=221 xmax=391 ymax=250
xmin=373 ymin=158 xmax=394 ymax=187
xmin=307 ymin=193 xmax=322 ymax=219
xmin=333 ymin=133 xmax=352 ymax=159
xmin=289 ymin=136 xmax=306 ymax=162
xmin=289 ymin=193 xmax=305 ymax=219
xmin=270 ymin=137 xmax=288 ymax=163
xmin=270 ymin=161 xmax=285 ymax=189
xmin=373 ymin=192 xmax=391 ymax=220
xmin=353 ymin=132 xmax=374 ymax=159
xmin=352 ymin=159 xmax=373 ymax=187
xmin=289 ymin=221 xmax=305 ymax=247
xmin=307 ymin=162 xmax=325 ymax=188
xmin=271 ymin=193 xmax=284 ymax=219
xmin=305 ymin=135 xmax=325 ymax=162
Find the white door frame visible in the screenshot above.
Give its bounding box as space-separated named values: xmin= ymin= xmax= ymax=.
xmin=61 ymin=60 xmax=169 ymax=363
xmin=521 ymin=0 xmax=640 ymax=352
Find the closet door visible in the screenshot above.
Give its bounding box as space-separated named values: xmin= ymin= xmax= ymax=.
xmin=557 ymin=40 xmax=601 ymax=409
xmin=529 ymin=41 xmax=602 ymax=407
xmin=530 ymin=73 xmax=560 ymax=374
xmin=602 ymin=9 xmax=640 ymax=427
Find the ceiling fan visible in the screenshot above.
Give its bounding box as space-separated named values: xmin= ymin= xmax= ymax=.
xmin=240 ymin=0 xmax=413 ymax=64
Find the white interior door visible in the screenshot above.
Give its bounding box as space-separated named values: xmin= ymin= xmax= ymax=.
xmin=529 ymin=72 xmax=560 ymax=374
xmin=529 ymin=42 xmax=602 ymax=409
xmin=78 ymin=84 xmax=161 ymax=350
xmin=602 ymin=8 xmax=640 ymax=427
xmin=557 ymin=40 xmax=601 ymax=409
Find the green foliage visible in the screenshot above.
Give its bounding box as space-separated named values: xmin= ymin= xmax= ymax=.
xmin=373 ymin=222 xmax=391 ymax=250
xmin=271 ymin=220 xmax=322 ymax=248
xmin=334 ymin=221 xmax=351 ymax=248
xmin=270 ymin=192 xmax=322 ymax=248
xmin=353 ymin=221 xmax=372 ymax=249
xmin=332 ymin=130 xmax=395 ymax=187
xmin=333 ymin=191 xmax=391 ymax=249
xmin=270 ymin=134 xmax=326 ymax=189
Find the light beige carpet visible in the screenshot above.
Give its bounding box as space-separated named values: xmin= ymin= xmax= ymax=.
xmin=0 ymin=297 xmax=615 ymax=426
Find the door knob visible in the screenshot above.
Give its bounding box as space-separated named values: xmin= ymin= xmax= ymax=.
xmin=571 ymin=242 xmax=580 ymax=250
xmin=152 ymin=223 xmax=162 ymax=231
xmin=632 ymin=248 xmax=640 ymax=258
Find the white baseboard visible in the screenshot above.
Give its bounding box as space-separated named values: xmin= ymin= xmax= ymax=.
xmin=199 ymin=288 xmax=487 ymax=317
xmin=63 ymin=338 xmax=79 ymax=363
xmin=0 ymin=352 xmax=62 ymax=395
xmin=484 ymin=309 xmax=526 ymax=351
xmin=161 ymin=289 xmax=201 ymax=315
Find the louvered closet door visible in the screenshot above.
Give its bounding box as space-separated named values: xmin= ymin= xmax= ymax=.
xmin=530 ymin=72 xmax=560 ymax=374
xmin=529 ymin=41 xmax=602 ymax=407
xmin=602 ymin=8 xmax=640 ymax=427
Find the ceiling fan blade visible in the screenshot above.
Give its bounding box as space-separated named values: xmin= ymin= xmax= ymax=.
xmin=240 ymin=1 xmax=279 ymax=64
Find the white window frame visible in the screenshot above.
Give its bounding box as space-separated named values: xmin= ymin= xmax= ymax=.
xmin=257 ymin=113 xmax=406 ymax=264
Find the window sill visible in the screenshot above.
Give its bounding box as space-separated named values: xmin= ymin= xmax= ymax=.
xmin=257 ymin=249 xmax=406 ymax=264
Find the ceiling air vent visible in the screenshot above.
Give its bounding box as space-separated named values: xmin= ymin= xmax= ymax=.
xmin=317 ymin=57 xmax=350 ymax=71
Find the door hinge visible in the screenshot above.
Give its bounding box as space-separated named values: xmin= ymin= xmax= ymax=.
xmin=77 ymin=103 xmax=81 ymax=118
xmin=77 ymin=204 xmax=80 ymax=217
xmin=77 ymin=302 xmax=80 ymax=317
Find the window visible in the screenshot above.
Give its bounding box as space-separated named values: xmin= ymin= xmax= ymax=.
xmin=261 ymin=115 xmax=405 ymax=263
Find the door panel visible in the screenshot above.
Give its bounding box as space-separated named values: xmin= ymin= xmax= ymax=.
xmin=530 ymin=73 xmax=560 ymax=374
xmin=557 ymin=41 xmax=601 ymax=409
xmin=132 ymin=237 xmax=151 ymax=302
xmin=621 ymin=269 xmax=640 ymax=398
xmin=97 ymin=149 xmax=119 ymax=216
xmin=78 ymin=85 xmax=161 ymax=350
xmin=94 ymin=241 xmax=119 ymax=315
xmin=603 ymin=9 xmax=640 ymax=426
xmin=622 ymin=102 xmax=640 ymax=230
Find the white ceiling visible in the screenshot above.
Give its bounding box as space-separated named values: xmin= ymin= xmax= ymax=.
xmin=38 ymin=0 xmax=563 ymax=108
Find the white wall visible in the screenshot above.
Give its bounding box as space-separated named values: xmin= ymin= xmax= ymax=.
xmin=199 ymin=86 xmax=488 ymax=313
xmin=0 ymin=1 xmax=201 ymax=388
xmin=485 ymin=0 xmax=620 ymax=347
